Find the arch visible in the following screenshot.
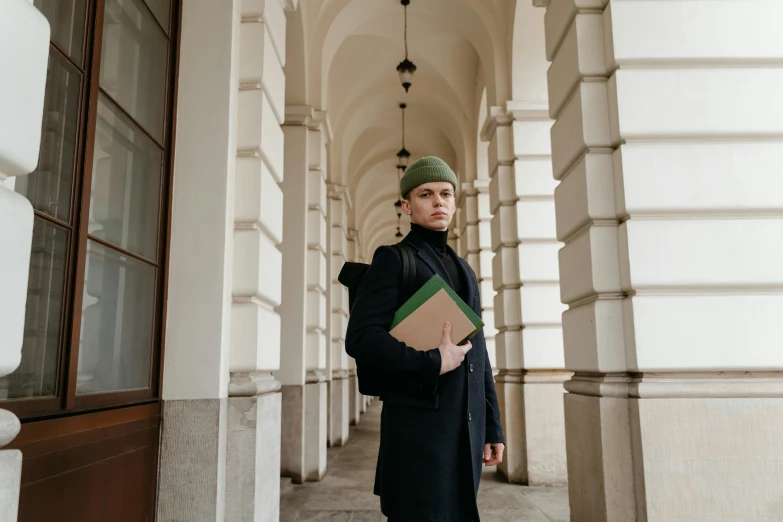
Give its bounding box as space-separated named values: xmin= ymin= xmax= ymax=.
xmin=476 ymin=87 xmax=490 ymax=181
xmin=510 ymin=0 xmax=548 ymax=104
xmin=285 ymin=4 xmax=309 ymax=106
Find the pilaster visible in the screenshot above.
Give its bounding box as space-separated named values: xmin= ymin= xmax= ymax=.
xmin=458 ymin=181 xmax=497 ymax=365
xmin=279 ymin=106 xmax=328 ymax=482
xmin=543 ymin=0 xmax=783 ymax=519
xmin=327 ymin=183 xmax=351 ymax=447
xmin=484 ymin=99 xmax=569 ymax=485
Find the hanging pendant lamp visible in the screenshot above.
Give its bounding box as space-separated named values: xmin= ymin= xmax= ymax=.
xmin=396 ymin=0 xmax=417 ymax=92
xmin=396 ymin=103 xmax=410 ymax=169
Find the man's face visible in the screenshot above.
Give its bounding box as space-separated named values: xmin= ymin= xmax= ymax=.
xmin=402 ymin=181 xmax=456 ymax=231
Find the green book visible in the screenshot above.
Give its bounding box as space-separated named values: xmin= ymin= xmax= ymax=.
xmin=389 ymin=274 xmax=484 ymax=349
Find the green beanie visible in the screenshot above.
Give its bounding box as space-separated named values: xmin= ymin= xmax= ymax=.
xmin=400 ymin=156 xmax=458 ymax=198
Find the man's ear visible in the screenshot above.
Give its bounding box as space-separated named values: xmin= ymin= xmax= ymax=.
xmin=401 ymin=199 xmax=412 ymax=215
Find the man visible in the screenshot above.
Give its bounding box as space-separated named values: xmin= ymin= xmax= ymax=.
xmin=345 ymin=156 xmax=505 ymax=521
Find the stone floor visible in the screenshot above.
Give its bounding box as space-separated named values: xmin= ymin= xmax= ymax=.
xmin=280 ymin=401 xmax=570 ymax=521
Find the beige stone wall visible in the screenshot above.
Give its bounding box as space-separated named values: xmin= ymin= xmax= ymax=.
xmin=544 ymin=0 xmax=783 ymax=519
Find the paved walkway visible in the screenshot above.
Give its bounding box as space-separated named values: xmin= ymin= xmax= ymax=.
xmin=280 ymin=401 xmax=570 ymax=522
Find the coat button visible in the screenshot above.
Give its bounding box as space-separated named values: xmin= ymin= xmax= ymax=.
xmin=468 ymin=412 xmax=472 ymax=422
xmin=469 ymin=364 xmax=474 ymax=372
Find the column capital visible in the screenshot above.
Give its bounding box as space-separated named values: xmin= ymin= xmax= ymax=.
xmin=458 ymin=179 xmax=489 ymax=207
xmin=281 ymin=0 xmax=299 ymax=11
xmin=311 ymin=109 xmax=333 ymax=144
xmin=480 ymin=105 xmax=514 ymax=143
xmin=506 ymin=100 xmax=550 ymax=121
xmin=284 ymin=105 xmax=315 ymax=126
xmin=326 ymin=183 xmax=352 ymax=210
xmin=284 ymin=106 xmax=332 ymax=141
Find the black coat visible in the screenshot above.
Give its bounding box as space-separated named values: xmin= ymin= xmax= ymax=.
xmin=345 ymin=232 xmax=505 ymax=522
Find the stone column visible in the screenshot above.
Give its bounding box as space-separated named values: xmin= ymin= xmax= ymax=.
xmin=458 ymin=181 xmax=497 ymax=366
xmin=279 ymin=118 xmax=309 ymax=484
xmin=484 ymin=99 xmax=569 ymax=485
xmin=158 ymin=1 xmax=239 ymax=519
xmin=280 ymin=106 xmax=328 ymax=482
xmin=160 ymin=0 xmax=291 ymax=518
xmin=0 ymin=2 xmax=49 ymax=520
xmin=348 ymin=228 xmax=371 ymax=414
xmin=225 ymin=0 xmax=288 ymax=517
xmin=304 ymin=112 xmax=329 ymax=479
xmin=345 ymin=228 xmax=364 ymax=422
xmin=542 ymin=0 xmax=783 ymax=519
xmin=327 ymin=185 xmax=351 ymax=445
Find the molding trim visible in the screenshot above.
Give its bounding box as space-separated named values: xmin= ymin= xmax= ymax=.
xmin=563 ymin=372 xmax=632 ymax=398
xmin=565 ymin=371 xmax=783 ymax=399
xmin=327 ymin=183 xmax=353 ymax=210
xmin=506 ymin=100 xmax=550 ymax=121
xmin=332 ymin=369 xmax=350 ymax=380
xmin=311 ymin=110 xmax=333 ymax=144
xmin=480 ymin=105 xmax=514 ymax=143
xmin=284 ymin=105 xmax=314 ymax=126
xmin=306 ymin=370 xmax=327 ymax=384
xmin=495 ymin=369 xmax=572 ymax=385
xmin=228 ymin=372 xmax=282 ymax=397
xmin=284 ymin=106 xmax=332 ymax=140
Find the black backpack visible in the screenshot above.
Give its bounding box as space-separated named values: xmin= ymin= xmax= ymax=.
xmin=338 ymin=242 xmax=417 ymax=396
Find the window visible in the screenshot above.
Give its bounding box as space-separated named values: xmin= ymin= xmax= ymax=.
xmin=4 ymin=0 xmax=178 ymax=418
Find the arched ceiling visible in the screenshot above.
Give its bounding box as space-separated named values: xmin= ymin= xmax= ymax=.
xmin=292 ymin=0 xmax=518 ymax=257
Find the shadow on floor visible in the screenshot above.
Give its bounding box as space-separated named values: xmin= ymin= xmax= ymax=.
xmin=280 ymin=401 xmax=570 ymax=522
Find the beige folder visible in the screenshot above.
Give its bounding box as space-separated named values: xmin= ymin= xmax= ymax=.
xmin=389 ymin=288 xmax=478 ymax=351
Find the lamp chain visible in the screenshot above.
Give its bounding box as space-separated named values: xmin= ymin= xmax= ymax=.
xmin=402 ymin=105 xmax=406 ymax=149
xmin=404 ymin=4 xmax=409 ymax=59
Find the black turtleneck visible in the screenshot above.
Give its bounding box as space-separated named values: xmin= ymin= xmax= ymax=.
xmin=409 ymin=223 xmax=466 ymax=299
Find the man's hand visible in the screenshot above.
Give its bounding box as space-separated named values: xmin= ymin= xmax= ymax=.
xmin=438 ymin=322 xmax=472 ymax=375
xmin=483 ymin=442 xmax=504 ymax=466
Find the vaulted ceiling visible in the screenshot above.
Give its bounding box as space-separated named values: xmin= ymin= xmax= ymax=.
xmin=286 ymin=0 xmax=541 ymax=257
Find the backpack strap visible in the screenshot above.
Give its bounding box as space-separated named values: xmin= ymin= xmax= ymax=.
xmin=395 ymin=242 xmax=417 ymax=298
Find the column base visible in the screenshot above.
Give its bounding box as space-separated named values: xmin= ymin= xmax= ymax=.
xmin=225 ymin=372 xmax=282 ymax=521
xmin=305 ymin=371 xmax=328 ymax=482
xmin=157 ymin=398 xmax=229 ymax=521
xmin=281 ymin=385 xmax=305 ymax=483
xmin=496 ymin=370 xmax=569 ymax=486
xmin=329 ymin=370 xmax=350 ymax=447
xmin=158 ymin=374 xmax=284 ymax=522
xmin=0 ymin=409 xmax=21 ymax=522
xmin=349 ymin=374 xmax=360 ymax=426
xmin=565 ymin=372 xmax=783 ymax=521
xmin=0 ymin=450 xmax=21 ymax=522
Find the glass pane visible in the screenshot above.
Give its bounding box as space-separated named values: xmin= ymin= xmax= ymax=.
xmin=100 ymin=0 xmax=169 ymax=142
xmin=1 ymin=219 xmax=68 ymax=400
xmin=15 ymin=49 xmax=82 ymax=224
xmin=34 ymin=0 xmax=88 ymax=66
xmin=144 ymin=0 xmax=170 ymax=34
xmin=90 ymin=95 xmax=163 ymax=260
xmin=76 ymin=241 xmax=156 ymax=395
